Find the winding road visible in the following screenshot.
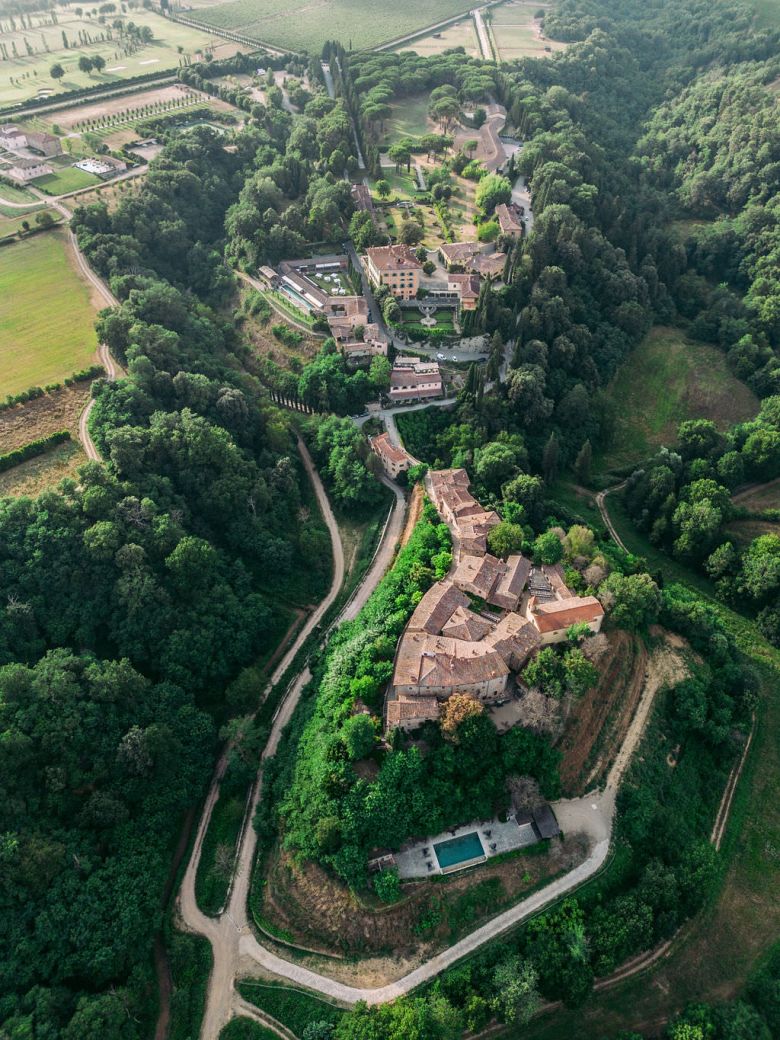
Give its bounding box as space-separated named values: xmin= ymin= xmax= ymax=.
xmin=596 ymin=481 xmax=628 ymax=552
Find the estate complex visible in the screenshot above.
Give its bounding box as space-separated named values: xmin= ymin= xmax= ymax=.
xmin=385 ymin=469 xmax=604 ymax=731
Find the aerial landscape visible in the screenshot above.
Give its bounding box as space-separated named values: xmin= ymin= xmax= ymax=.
xmin=0 ymin=0 xmax=779 ymax=1037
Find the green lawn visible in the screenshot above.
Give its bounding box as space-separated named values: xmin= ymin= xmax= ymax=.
xmin=384 ymin=95 xmax=433 ymax=145
xmin=186 ymin=0 xmax=475 ymax=51
xmin=0 ymin=231 xmax=98 ymax=394
xmin=34 ymin=167 xmax=102 ymax=196
xmin=595 ymin=326 xmax=759 ymax=478
xmin=0 ymin=181 xmax=39 ymax=204
xmin=0 ymin=10 xmax=237 ymax=106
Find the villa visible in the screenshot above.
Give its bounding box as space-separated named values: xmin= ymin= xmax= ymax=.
xmin=388 ymin=356 xmax=443 ymax=402
xmin=364 ymin=244 xmax=423 ymax=300
xmin=495 ymin=202 xmax=524 ymax=238
xmin=370 ymin=432 xmax=415 ymax=479
xmin=5 ymin=158 xmax=53 ymax=183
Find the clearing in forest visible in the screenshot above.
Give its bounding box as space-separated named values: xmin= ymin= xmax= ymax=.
xmin=0 ymin=231 xmax=98 ymax=395
xmin=490 ymin=0 xmax=567 ymax=61
xmin=183 ymin=0 xmax=476 ymax=52
xmin=596 ymin=326 xmax=758 ymax=476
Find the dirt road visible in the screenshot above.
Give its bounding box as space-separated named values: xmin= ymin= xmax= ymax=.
xmin=596 ymin=481 xmax=628 ymax=552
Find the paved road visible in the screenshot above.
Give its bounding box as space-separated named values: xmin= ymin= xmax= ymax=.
xmin=354 ymin=397 xmax=458 ymax=446
xmin=321 ymin=62 xmax=336 ymax=100
xmin=473 ymin=7 xmax=493 ymax=59
xmin=178 ymin=444 xmax=408 ymax=1037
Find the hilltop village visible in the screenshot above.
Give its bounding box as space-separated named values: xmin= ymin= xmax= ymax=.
xmin=385 ymin=468 xmax=605 ymax=731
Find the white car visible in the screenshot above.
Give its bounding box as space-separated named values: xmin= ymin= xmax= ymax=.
xmin=436 ymin=352 xmax=445 ymax=360
xmin=451 ymin=355 xmax=458 ymax=361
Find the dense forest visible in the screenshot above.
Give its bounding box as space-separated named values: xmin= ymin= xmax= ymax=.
xmin=0 ymin=80 xmax=372 ymax=1036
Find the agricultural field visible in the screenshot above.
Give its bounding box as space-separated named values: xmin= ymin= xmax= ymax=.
xmin=0 ymin=9 xmax=243 ymax=107
xmin=398 ymin=17 xmax=482 ymax=58
xmin=182 ymin=0 xmax=476 ymax=52
xmin=595 ymin=326 xmax=759 ymax=476
xmin=489 ymin=0 xmax=567 ymax=62
xmin=0 ymin=231 xmax=99 ymax=394
xmin=0 ymin=207 xmax=61 ymax=238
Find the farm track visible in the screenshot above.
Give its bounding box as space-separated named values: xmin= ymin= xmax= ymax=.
xmin=596 ymin=481 xmax=628 ymax=551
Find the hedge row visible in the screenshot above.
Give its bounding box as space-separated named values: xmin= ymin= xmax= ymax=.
xmin=0 ymin=365 xmax=105 ymax=413
xmin=0 ymin=431 xmax=70 ymax=475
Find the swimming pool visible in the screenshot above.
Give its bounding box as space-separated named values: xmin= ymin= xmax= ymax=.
xmin=434 ymin=831 xmax=485 ymax=871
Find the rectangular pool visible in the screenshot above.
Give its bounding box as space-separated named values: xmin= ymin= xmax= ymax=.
xmin=434 ymin=831 xmax=485 ymax=871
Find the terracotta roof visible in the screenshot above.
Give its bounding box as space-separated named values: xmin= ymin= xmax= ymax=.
xmin=386 ymin=696 xmax=439 ymax=725
xmin=439 ymin=241 xmax=482 ymax=264
xmin=489 ymin=554 xmax=531 ymax=610
xmin=441 ymin=605 xmax=494 ymax=642
xmin=448 ymin=271 xmax=481 ymax=300
xmin=370 ymin=432 xmax=412 ymax=469
xmin=394 ymin=631 xmax=510 ymax=690
xmin=529 ymin=595 xmax=604 ymax=634
xmin=452 ymin=553 xmax=503 ymax=600
xmin=408 ymin=581 xmax=469 ymax=635
xmin=365 ymin=244 xmax=423 ymax=272
xmin=468 ymin=252 xmax=507 ymax=278
xmin=542 ymin=563 xmax=573 ymax=598
xmin=484 ymin=612 xmax=540 ymax=669
xmin=495 ymin=202 xmax=524 ymax=234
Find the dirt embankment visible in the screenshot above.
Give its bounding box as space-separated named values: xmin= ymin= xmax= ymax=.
xmin=558 ymin=630 xmax=647 ymax=795
xmin=399 ymin=482 xmax=423 ymax=549
xmin=259 ymin=834 xmax=588 ymax=960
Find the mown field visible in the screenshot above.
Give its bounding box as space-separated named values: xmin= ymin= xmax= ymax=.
xmin=490 ymin=0 xmax=567 ymax=60
xmin=0 ymin=231 xmax=98 ymax=394
xmin=185 ymin=0 xmax=476 ymax=51
xmin=595 ymin=326 xmax=758 ymax=476
xmin=398 ymin=17 xmax=481 ymax=58
xmin=0 ymin=10 xmax=239 ymax=106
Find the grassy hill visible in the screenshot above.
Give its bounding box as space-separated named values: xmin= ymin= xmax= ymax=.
xmin=595 ymin=326 xmax=758 ymax=478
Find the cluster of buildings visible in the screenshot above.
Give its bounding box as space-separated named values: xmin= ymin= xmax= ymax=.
xmin=258 ymin=254 xmax=388 ymax=361
xmin=0 ymin=124 xmax=61 ymax=183
xmin=385 ymin=468 xmax=605 ymax=732
xmin=0 ymin=124 xmax=126 ymax=185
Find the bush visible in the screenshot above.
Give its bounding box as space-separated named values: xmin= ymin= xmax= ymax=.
xmin=0 ymin=431 xmax=70 ymax=474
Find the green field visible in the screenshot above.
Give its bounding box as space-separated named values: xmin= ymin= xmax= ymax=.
xmin=0 ymin=209 xmax=61 ymax=238
xmin=0 ymin=231 xmax=98 ymax=394
xmin=0 ymin=10 xmax=239 ymax=107
xmin=35 ymin=166 xmax=102 ymax=195
xmin=185 ymin=0 xmax=475 ymax=51
xmin=595 ymin=326 xmax=759 ymax=476
xmin=384 ymin=95 xmax=433 ymax=145
xmin=490 ymin=0 xmax=567 ymax=61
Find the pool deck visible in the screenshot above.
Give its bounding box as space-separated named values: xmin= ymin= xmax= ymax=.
xmin=395 ymin=814 xmax=539 ymax=878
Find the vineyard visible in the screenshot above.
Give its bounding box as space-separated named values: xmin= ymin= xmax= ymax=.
xmin=184 ymin=0 xmax=476 ymax=51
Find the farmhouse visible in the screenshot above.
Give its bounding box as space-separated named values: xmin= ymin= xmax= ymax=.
xmin=5 ymin=157 xmax=53 ymax=182
xmin=364 ymin=244 xmax=422 ymax=300
xmin=370 ymin=432 xmax=415 ymax=479
xmin=388 ymin=356 xmax=443 ymax=402
xmin=24 ymin=131 xmax=62 ymax=157
xmin=526 ymin=595 xmax=605 ymax=644
xmin=393 ymin=630 xmax=510 ymax=701
xmin=495 ymin=202 xmax=524 ymax=238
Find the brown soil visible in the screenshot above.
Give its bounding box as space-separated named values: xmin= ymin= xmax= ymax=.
xmin=725 ymin=518 xmax=780 ymax=546
xmin=259 ymin=834 xmax=588 ymax=959
xmin=399 ymin=482 xmax=423 ymax=549
xmin=558 ymin=630 xmax=647 ymax=795
xmin=731 ymin=476 xmax=780 ymax=509
xmin=0 ymin=383 xmax=91 ymax=453
xmin=0 ymin=439 xmax=86 ymax=498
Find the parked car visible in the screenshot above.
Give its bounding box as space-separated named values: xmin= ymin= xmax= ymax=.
xmin=436 ymin=352 xmax=445 ymax=360
xmin=451 ymin=355 xmax=458 ymax=361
